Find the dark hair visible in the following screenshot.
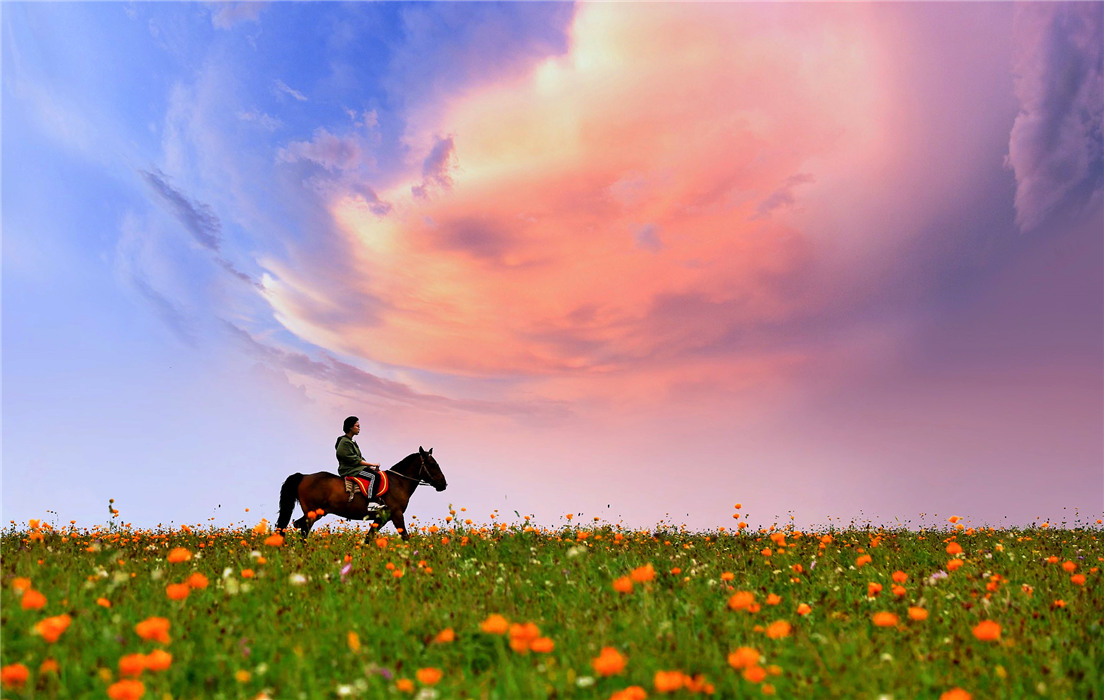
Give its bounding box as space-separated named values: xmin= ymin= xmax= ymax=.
xmin=343 ymin=416 xmax=359 ymax=434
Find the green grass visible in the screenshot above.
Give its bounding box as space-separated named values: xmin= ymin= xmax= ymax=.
xmin=1 ymin=514 xmax=1101 ymax=699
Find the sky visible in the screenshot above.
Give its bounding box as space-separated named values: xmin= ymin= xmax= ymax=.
xmin=2 ymin=2 xmax=1101 ymax=533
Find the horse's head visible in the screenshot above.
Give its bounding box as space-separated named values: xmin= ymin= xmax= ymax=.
xmin=418 ymin=446 xmax=448 ymax=492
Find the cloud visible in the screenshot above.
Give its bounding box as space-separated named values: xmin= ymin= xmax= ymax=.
xmin=1007 ymin=3 xmax=1103 ymax=231
xmin=754 ymin=173 xmax=816 ymax=220
xmin=633 ymin=224 xmax=662 ymax=252
xmin=412 ymin=135 xmax=456 ymax=199
xmin=211 ymin=2 xmax=267 ymax=30
xmin=278 ymin=128 xmax=365 ymax=172
xmin=274 ymin=78 xmax=308 ymax=102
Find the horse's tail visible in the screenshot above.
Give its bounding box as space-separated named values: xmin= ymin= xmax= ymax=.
xmin=276 ymin=473 xmax=305 ymax=531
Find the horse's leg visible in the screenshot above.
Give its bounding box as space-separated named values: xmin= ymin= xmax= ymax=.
xmin=390 ymin=508 xmax=410 ymax=541
xmin=293 ymin=516 xmax=315 ymax=538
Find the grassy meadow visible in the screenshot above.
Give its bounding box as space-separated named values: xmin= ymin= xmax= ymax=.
xmin=1 ymin=506 xmax=1101 ymax=699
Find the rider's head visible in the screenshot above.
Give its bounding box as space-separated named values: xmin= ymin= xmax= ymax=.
xmin=343 ymin=416 xmax=359 ymax=435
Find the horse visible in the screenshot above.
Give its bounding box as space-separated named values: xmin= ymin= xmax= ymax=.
xmin=275 ymin=447 xmax=447 ymax=541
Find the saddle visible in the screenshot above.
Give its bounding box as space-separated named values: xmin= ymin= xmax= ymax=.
xmin=345 ymin=472 xmax=389 ymax=501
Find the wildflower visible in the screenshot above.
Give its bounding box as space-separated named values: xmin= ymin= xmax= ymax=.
xmin=1 ymin=664 xmax=29 ymax=690
xmin=872 ymin=612 xmax=898 ymax=627
xmin=948 ymin=516 xmax=961 ymax=524
xmin=727 ymin=646 xmax=760 ymax=669
xmin=613 ymin=576 xmax=634 ymax=594
xmin=765 ymin=620 xmax=791 ymax=639
xmin=396 ymin=679 xmax=415 ymax=693
xmin=39 ymin=658 xmax=59 ymax=674
xmin=416 ymin=668 xmax=442 ymax=685
xmin=167 ymin=548 xmax=191 ymax=563
xmin=1071 ymin=574 xmax=1086 ymax=586
xmin=34 ymin=614 xmax=72 ymax=643
xmin=946 ymin=542 xmax=963 ymax=556
xmin=1053 ymin=600 xmax=1066 ymax=608
xmin=263 ymin=534 xmax=284 ymax=547
xmin=21 ymin=588 xmax=47 ymax=610
xmin=868 ymin=582 xmax=883 ymax=597
xmin=610 ymin=687 xmax=647 ymax=700
xmin=433 ymin=628 xmax=455 ymax=644
xmin=241 ymin=569 xmax=255 ymax=579
xmin=1046 ymin=556 xmax=1059 ymax=564
xmin=348 ymin=631 xmax=361 ymax=652
xmin=654 ymin=670 xmax=685 ymax=693
xmin=11 ymin=577 xmax=31 ymax=593
xmin=235 ymin=670 xmax=251 ymax=683
xmin=289 ymin=573 xmax=307 ymax=586
xmin=908 ymin=607 xmax=929 ymax=621
xmin=509 ymin=622 xmax=540 ymax=653
xmin=530 ymin=637 xmax=555 ymax=653
xmin=97 ymin=597 xmax=112 ymax=607
xmin=947 ymin=559 xmax=964 ymax=572
xmin=940 ymin=689 xmax=972 ymax=700
xmin=187 ymin=573 xmax=209 ymax=589
xmin=856 ymin=555 xmax=872 ymax=567
xmin=631 ymin=564 xmax=656 ymax=583
xmin=166 ymin=583 xmax=190 ymax=600
xmin=119 ymin=654 xmax=147 ymax=677
xmin=892 ymin=571 xmax=908 ymax=583
xmin=761 ymin=548 xmax=772 ymax=557
xmin=107 ymin=679 xmax=145 ymax=700
xmin=144 ymin=650 xmax=172 ymax=673
xmin=728 ymin=591 xmax=756 ymax=611
xmin=972 ymin=620 xmax=1001 ymax=642
xmin=721 ymin=572 xmax=735 ymax=582
xmin=797 ymin=603 xmax=812 ymax=616
xmin=592 ymin=647 xmax=627 ymax=676
xmin=742 ymin=666 xmax=767 ymax=683
xmin=135 ymin=617 xmax=171 ymax=644
xmin=480 ymin=614 xmax=509 ymax=635
xmin=766 ymin=593 xmax=782 ymax=606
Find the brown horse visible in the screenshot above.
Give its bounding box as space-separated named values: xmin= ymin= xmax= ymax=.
xmin=275 ymin=447 xmax=447 ymax=541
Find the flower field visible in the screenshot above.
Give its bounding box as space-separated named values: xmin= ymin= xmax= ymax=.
xmin=2 ymin=508 xmax=1101 ymax=699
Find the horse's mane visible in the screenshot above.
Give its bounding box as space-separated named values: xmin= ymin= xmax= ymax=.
xmin=388 ymin=452 xmax=422 ymax=475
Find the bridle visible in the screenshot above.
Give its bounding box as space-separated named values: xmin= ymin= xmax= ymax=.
xmin=386 ymin=452 xmax=435 ymax=487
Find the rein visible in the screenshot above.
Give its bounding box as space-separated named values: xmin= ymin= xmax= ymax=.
xmin=386 ymin=453 xmax=434 ymax=487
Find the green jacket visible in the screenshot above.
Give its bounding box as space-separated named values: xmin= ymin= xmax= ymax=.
xmin=336 ymin=436 xmax=367 ymax=477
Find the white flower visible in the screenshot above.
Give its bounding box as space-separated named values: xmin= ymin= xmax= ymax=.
xmin=575 ymin=676 xmax=595 ymax=688
xmin=336 ymin=685 xmax=353 ymax=696
xmin=289 ymin=573 xmax=307 ymax=586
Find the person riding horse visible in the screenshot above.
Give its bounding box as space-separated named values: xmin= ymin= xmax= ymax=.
xmin=336 ymin=416 xmax=381 ymax=509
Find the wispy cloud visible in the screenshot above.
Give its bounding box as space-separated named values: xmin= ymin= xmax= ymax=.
xmin=274 ymin=78 xmax=308 ymax=102
xmin=211 ymin=2 xmax=267 ymax=30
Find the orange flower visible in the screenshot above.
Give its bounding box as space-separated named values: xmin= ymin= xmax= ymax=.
xmin=119 ymin=653 xmax=147 ymax=677
xmin=1046 ymin=556 xmax=1059 ymax=564
xmin=107 ymin=679 xmax=145 ymax=700
xmin=796 ymin=603 xmax=812 ymax=616
xmin=654 ymin=670 xmax=685 ymax=693
xmin=166 ymin=583 xmax=190 ymax=600
xmin=10 ymin=577 xmax=32 ymax=593
xmin=892 ymin=585 xmax=907 ymax=597
xmin=940 ymin=688 xmax=972 ymax=700
xmin=187 ymin=573 xmax=208 ymax=589
xmin=868 ymin=582 xmax=883 ymax=597
xmin=34 ymin=614 xmax=72 ymax=643
xmin=135 ymin=617 xmax=171 ymax=644
xmin=0 ymin=663 xmax=29 ymax=690
xmin=1062 ymin=561 xmax=1076 ymax=572
xmin=631 ymin=564 xmax=656 ymax=583
xmin=610 ymin=686 xmax=648 ymax=700
xmin=765 ymin=620 xmax=791 ymax=639
xmin=742 ymin=666 xmax=767 ymax=683
xmin=727 ymin=646 xmax=760 ymax=669
xmin=765 ymin=593 xmax=782 ymax=606
xmin=872 ymin=612 xmax=898 ymax=627
xmin=760 ymin=548 xmax=772 ymax=557
xmin=892 ymin=571 xmax=908 ymax=584
xmin=264 ymin=533 xmax=285 ymax=547
xmin=721 ymin=571 xmax=735 ymax=582
xmin=21 ymin=588 xmax=47 ymax=610
xmin=946 ymin=542 xmax=963 ymax=555
xmin=855 ymin=555 xmax=872 ymax=567
xmin=948 ymin=516 xmax=961 ymax=524
xmin=530 ymin=636 xmax=555 ymax=653
xmin=613 ymin=576 xmax=634 ymax=594
xmin=396 ymin=679 xmax=415 ymax=693
xmin=592 ymin=647 xmax=627 ymax=676
xmin=1071 ymin=574 xmax=1086 ymax=586
xmin=509 ymin=622 xmax=541 ymax=653
xmin=728 ymin=591 xmax=756 ymax=611
xmin=143 ymin=650 xmax=172 ymax=673
xmin=908 ymin=607 xmax=929 ymax=621
xmin=39 ymin=658 xmax=59 ymax=674
xmin=97 ymin=597 xmax=112 ymax=607
xmin=480 ymin=614 xmax=509 ymax=635
xmin=433 ymin=628 xmax=455 ymax=644
xmin=972 ymin=620 xmax=1001 ymax=641
xmin=166 ymin=547 xmax=191 ymax=564
xmin=347 ymin=631 xmax=361 ymax=652
xmin=241 ymin=569 xmax=255 ymax=579
xmin=416 ymin=668 xmax=442 ymax=685
xmin=947 ymin=559 xmax=964 ymax=572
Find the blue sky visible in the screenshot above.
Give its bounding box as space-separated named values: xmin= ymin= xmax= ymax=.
xmin=3 ymin=2 xmax=1101 ymax=532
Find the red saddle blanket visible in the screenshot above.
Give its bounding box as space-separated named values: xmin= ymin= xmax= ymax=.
xmin=346 ymin=472 xmax=388 ymax=499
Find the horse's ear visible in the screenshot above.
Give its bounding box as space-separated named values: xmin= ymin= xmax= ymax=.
xmin=419 ymin=446 xmax=425 ymax=454
xmin=428 ymin=447 xmax=433 ymax=455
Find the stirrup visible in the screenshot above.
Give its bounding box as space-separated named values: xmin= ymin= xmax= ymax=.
xmin=365 ymin=502 xmax=382 ymax=512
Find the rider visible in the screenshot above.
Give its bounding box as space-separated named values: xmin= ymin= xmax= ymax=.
xmin=336 ymin=416 xmax=381 ymax=508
